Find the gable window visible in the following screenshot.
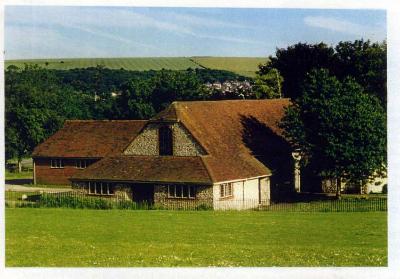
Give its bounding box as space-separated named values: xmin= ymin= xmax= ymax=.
xmin=87 ymin=182 xmax=114 ymax=195
xmin=76 ymin=159 xmax=88 ymax=169
xmin=219 ymin=183 xmax=233 ymax=198
xmin=159 ymin=126 xmax=173 ymax=156
xmin=51 ymin=159 xmax=64 ymax=168
xmin=168 ymin=185 xmax=196 ymax=199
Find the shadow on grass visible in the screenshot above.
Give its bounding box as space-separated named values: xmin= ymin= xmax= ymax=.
xmin=5 ymin=178 xmax=33 ymax=185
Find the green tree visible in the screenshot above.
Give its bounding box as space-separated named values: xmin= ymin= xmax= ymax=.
xmin=259 ymin=42 xmax=334 ymax=100
xmin=150 ymin=70 xmax=208 ymax=111
xmin=280 ymin=69 xmax=386 ymax=197
xmin=112 ymin=77 xmax=156 ymax=119
xmin=5 ymin=64 xmax=92 ymax=170
xmin=334 ymin=40 xmax=387 ymax=105
xmin=259 ymin=40 xmax=387 ymax=107
xmin=253 ymin=67 xmax=283 ymax=99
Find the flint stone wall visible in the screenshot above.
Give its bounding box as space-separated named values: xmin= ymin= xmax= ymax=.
xmin=154 ymin=184 xmax=213 ymax=209
xmin=124 ymin=122 xmax=206 ymax=156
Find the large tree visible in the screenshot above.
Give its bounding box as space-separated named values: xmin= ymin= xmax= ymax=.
xmin=279 ymin=69 xmax=386 ymax=196
xmin=259 ymin=40 xmax=387 ymax=106
xmin=258 ymin=42 xmax=335 ymax=100
xmin=5 ymin=65 xmax=92 ymax=170
xmin=253 ymin=67 xmax=284 ymax=99
xmin=333 ymin=40 xmax=387 ymax=105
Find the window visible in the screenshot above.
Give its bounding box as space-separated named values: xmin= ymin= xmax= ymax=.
xmin=168 ymin=185 xmax=196 ymax=199
xmin=159 ymin=126 xmax=173 ymax=156
xmin=87 ymin=182 xmax=114 ymax=195
xmin=219 ymin=183 xmax=233 ymax=198
xmin=76 ymin=159 xmax=88 ymax=169
xmin=51 ymin=159 xmax=64 ymax=168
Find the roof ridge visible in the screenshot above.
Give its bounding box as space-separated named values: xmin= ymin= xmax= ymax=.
xmin=65 ymin=119 xmax=148 ymax=123
xmin=173 ymin=98 xmax=291 ymax=105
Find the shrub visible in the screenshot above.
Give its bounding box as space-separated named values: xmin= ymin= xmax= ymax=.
xmin=382 ymin=184 xmax=387 ymax=194
xmin=195 ymin=203 xmax=213 ymax=211
xmin=39 ymin=193 xmax=112 ymax=209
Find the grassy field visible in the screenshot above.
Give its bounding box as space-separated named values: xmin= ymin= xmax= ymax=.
xmin=191 ymin=57 xmax=266 ymax=77
xmin=5 ymin=57 xmax=266 ymax=77
xmin=5 ymin=170 xmax=33 ymax=180
xmin=5 ymin=57 xmax=202 ymax=71
xmin=5 ymin=208 xmax=387 ymax=267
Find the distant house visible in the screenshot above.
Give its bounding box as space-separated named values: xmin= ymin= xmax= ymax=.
xmin=31 ymin=99 xmax=301 ymax=209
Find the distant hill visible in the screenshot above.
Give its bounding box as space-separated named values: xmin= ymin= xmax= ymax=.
xmin=191 ymin=57 xmax=266 ymax=77
xmin=5 ymin=57 xmax=266 ymax=77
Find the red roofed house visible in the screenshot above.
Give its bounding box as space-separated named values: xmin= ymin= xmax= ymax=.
xmin=32 ymin=99 xmax=300 ymax=210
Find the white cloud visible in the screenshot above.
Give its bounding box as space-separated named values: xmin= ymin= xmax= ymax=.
xmin=161 ymin=12 xmax=253 ymax=29
xmin=5 ymin=7 xmax=265 ymax=58
xmin=5 ymin=26 xmax=106 ymax=59
xmin=6 ymin=7 xmax=194 ymax=35
xmin=303 ymin=16 xmax=383 ymax=39
xmin=196 ymin=33 xmax=263 ymax=45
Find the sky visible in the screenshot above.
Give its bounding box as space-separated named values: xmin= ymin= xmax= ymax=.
xmin=4 ymin=6 xmax=386 ymax=59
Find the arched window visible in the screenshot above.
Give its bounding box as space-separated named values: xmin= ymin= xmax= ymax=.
xmin=159 ymin=126 xmax=173 ymax=155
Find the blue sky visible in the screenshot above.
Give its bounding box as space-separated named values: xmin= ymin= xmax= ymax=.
xmin=5 ymin=6 xmax=386 ymax=59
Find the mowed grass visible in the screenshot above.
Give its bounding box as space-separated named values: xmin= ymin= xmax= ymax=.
xmin=5 ymin=170 xmax=33 ymax=180
xmin=5 ymin=57 xmax=202 ymax=71
xmin=191 ymin=57 xmax=267 ymax=77
xmin=5 ymin=208 xmax=387 ymax=267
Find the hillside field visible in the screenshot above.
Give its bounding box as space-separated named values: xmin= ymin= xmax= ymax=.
xmin=5 ymin=57 xmax=266 ymax=77
xmin=191 ymin=56 xmax=266 ymax=77
xmin=6 ymin=208 xmax=386 ymax=267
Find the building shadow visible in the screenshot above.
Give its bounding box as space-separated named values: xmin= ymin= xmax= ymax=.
xmin=5 ymin=179 xmax=33 ymax=185
xmin=240 ymin=115 xmax=295 ymax=201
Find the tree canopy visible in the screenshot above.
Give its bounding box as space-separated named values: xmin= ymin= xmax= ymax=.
xmin=5 ymin=65 xmax=93 ymax=165
xmin=259 ymin=39 xmax=386 ymax=106
xmin=279 ymin=69 xmax=386 ymax=188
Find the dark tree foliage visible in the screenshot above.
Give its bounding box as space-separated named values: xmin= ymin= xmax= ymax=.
xmin=280 ymin=69 xmax=386 ymax=192
xmin=333 ymin=40 xmax=387 ymax=105
xmin=258 ymin=42 xmax=335 ymax=100
xmin=5 ymin=65 xmax=93 ymax=167
xmin=259 ymin=39 xmax=386 ymax=106
xmin=53 ymin=67 xmax=246 ymax=94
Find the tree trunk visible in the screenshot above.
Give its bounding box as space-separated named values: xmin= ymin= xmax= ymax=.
xmin=336 ymin=177 xmax=341 ymax=200
xmin=17 ymin=159 xmax=22 ymax=173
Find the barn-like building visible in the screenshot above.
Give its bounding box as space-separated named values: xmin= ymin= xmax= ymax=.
xmin=32 ymin=99 xmax=303 ymax=210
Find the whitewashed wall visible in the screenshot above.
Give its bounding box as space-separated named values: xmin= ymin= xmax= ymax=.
xmin=213 ymin=176 xmax=270 ymax=210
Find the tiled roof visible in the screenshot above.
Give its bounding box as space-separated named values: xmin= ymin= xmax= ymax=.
xmin=156 ymin=99 xmax=290 ymax=182
xmin=32 ymin=120 xmax=146 ymax=158
xmin=70 ymin=155 xmax=212 ymax=185
xmin=67 ymin=99 xmax=290 ymax=184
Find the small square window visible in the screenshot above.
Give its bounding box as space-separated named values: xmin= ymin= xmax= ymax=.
xmin=220 ymin=183 xmax=233 ymax=198
xmin=51 ymin=159 xmax=64 ymax=168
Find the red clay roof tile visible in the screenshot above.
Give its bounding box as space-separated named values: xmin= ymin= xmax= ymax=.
xmin=32 ymin=120 xmax=146 ymax=158
xmin=71 ymin=155 xmax=212 ymax=185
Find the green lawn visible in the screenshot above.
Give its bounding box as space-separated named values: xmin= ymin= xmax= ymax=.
xmin=5 ymin=170 xmax=33 ymax=180
xmin=5 ymin=208 xmax=387 ymax=267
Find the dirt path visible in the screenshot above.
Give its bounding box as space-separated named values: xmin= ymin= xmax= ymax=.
xmin=5 ymin=184 xmax=72 ymax=193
